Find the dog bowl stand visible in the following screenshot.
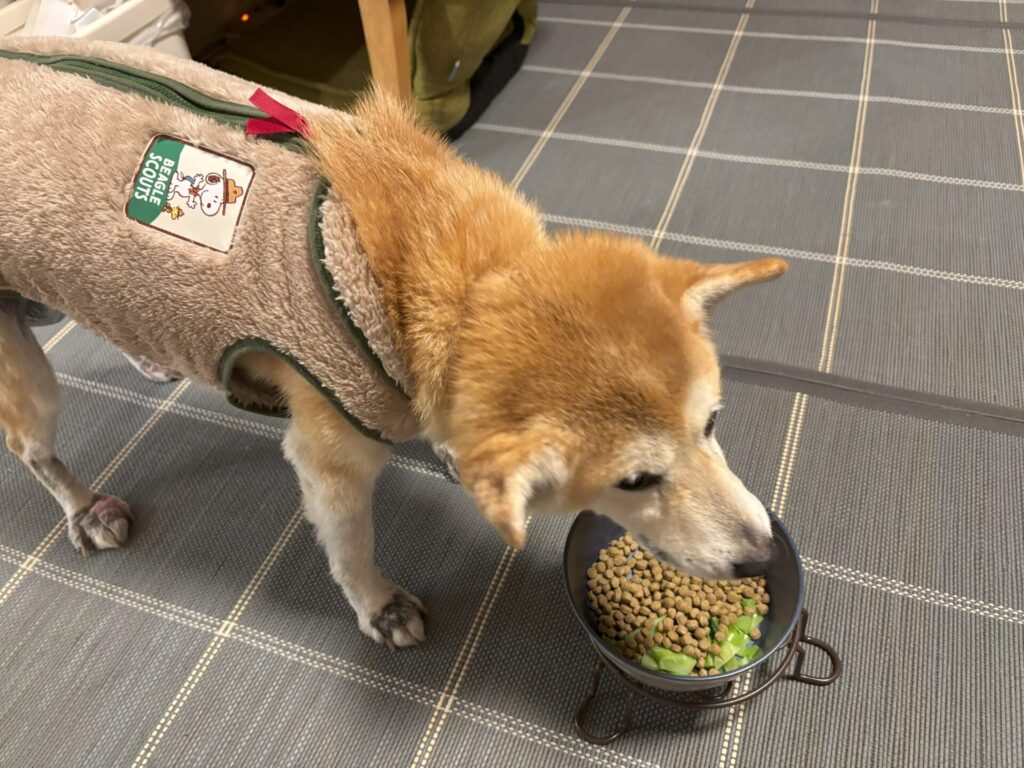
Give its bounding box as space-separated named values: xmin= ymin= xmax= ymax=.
xmin=574 ymin=608 xmax=842 ymax=745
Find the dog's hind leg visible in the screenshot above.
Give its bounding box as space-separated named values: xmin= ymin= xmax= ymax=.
xmin=244 ymin=354 xmax=426 ymax=648
xmin=0 ymin=301 xmax=130 ymax=554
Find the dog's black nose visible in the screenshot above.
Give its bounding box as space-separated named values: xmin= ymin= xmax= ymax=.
xmin=732 ymin=557 xmax=773 ymax=579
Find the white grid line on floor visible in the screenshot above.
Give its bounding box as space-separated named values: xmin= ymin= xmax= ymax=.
xmin=539 ymin=213 xmax=1024 ymax=290
xmin=540 ymin=14 xmax=1024 ymax=55
xmin=522 ymin=63 xmax=1024 ymax=117
xmin=474 ymin=122 xmax=1024 ymax=191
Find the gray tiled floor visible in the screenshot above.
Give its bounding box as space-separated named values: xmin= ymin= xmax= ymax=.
xmin=860 ymin=102 xmax=1021 ymax=184
xmin=870 ymin=45 xmax=1014 ymax=107
xmin=153 ymin=642 xmax=436 ymax=767
xmin=0 ymin=577 xmax=211 ymax=767
xmin=669 ymin=158 xmax=850 ymax=254
xmin=3 ymin=2 xmax=1024 ymax=767
xmin=832 ymin=268 xmax=1024 ymax=408
xmin=701 ymin=90 xmax=861 ymax=164
xmin=559 ymin=77 xmax=711 ymax=148
xmin=850 ymin=177 xmax=1024 ymax=280
xmin=733 ymin=571 xmax=1022 ymax=768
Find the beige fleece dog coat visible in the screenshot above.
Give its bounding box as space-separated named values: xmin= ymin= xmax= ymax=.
xmin=0 ymin=37 xmax=419 ymax=444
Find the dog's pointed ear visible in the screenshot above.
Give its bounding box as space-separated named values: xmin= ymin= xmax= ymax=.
xmin=660 ymin=257 xmax=787 ymax=313
xmin=455 ymin=435 xmax=566 ymax=550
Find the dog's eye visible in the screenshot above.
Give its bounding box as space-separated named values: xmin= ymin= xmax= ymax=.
xmin=704 ymin=409 xmax=720 ymax=438
xmin=616 ymin=472 xmax=662 ymax=492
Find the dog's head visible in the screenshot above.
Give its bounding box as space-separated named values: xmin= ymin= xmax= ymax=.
xmin=448 ymin=232 xmax=786 ymax=579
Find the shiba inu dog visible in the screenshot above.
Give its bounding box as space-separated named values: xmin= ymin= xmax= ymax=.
xmin=0 ymin=37 xmax=785 ymax=648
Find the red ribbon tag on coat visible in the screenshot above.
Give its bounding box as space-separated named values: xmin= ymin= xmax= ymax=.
xmin=246 ymin=88 xmax=311 ymax=138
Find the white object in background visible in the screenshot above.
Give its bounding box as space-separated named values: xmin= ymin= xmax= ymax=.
xmin=72 ymin=0 xmax=116 ymax=10
xmin=21 ymin=0 xmax=74 ymax=36
xmin=72 ymin=7 xmax=102 ymax=31
xmin=0 ymin=0 xmax=191 ymax=58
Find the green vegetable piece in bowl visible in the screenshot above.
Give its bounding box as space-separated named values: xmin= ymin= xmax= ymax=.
xmin=641 ymin=651 xmax=660 ymax=671
xmin=649 ymin=646 xmax=674 ymax=663
xmin=733 ymin=615 xmax=753 ymax=634
xmin=726 ymin=628 xmax=748 ymax=649
xmin=739 ymin=641 xmax=761 ymax=661
xmin=659 ymin=653 xmax=696 ymax=676
xmin=717 ymin=640 xmax=738 ymax=661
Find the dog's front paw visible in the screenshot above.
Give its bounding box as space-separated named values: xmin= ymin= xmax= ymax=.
xmin=361 ymin=588 xmax=427 ymax=649
xmin=69 ymin=495 xmax=131 ymax=555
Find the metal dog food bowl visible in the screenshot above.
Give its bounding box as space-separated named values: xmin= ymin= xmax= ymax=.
xmin=563 ymin=510 xmax=842 ymax=744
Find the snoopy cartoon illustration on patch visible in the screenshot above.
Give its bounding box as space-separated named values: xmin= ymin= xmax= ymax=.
xmin=168 ymin=170 xmax=245 ymax=216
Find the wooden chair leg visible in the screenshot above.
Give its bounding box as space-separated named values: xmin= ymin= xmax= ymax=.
xmin=357 ymin=0 xmax=412 ymax=101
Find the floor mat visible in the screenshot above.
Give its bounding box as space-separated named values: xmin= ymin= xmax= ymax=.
xmin=1 ymin=2 xmax=1021 ymax=767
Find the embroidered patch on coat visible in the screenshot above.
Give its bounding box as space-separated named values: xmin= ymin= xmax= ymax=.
xmin=126 ymin=135 xmax=255 ymax=253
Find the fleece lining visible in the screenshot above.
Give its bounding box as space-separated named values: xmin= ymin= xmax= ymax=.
xmin=0 ymin=37 xmax=419 ymax=444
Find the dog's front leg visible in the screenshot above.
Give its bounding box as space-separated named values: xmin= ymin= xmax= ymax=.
xmin=282 ymin=401 xmax=426 ymax=648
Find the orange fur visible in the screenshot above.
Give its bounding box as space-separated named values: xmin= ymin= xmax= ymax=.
xmin=308 ymin=90 xmax=787 ymax=550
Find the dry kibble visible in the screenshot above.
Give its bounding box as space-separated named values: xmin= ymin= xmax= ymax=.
xmin=587 ymin=533 xmax=770 ymax=675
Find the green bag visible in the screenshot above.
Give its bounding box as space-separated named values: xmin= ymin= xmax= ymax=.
xmin=410 ymin=0 xmax=537 ymax=137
